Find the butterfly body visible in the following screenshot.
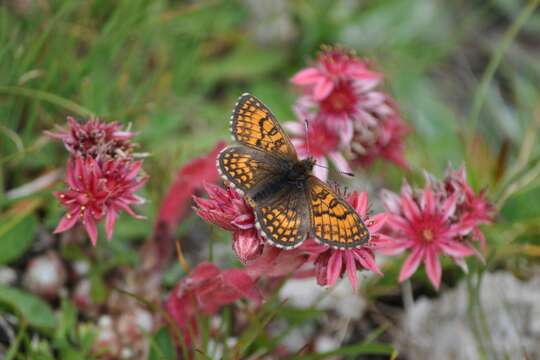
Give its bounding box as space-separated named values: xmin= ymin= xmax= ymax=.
xmin=251 ymin=157 xmax=315 ymax=203
xmin=218 ymin=93 xmax=370 ymax=250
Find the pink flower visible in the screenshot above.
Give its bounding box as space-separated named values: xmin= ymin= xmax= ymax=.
xmin=284 ymin=117 xmax=351 ymax=180
xmin=166 ymin=262 xmax=262 ymax=345
xmin=292 ymin=47 xmax=382 ymax=140
xmin=46 ymin=116 xmax=135 ymax=161
xmin=300 ymin=192 xmax=385 ymax=290
xmin=54 ymin=157 xmax=147 ymax=245
xmin=48 ymin=117 xmax=147 ymax=245
xmin=380 ymin=168 xmax=493 ymax=289
xmin=193 ymin=183 xmax=264 ymax=262
xmin=443 ymin=166 xmax=494 ymax=230
xmin=291 ymin=46 xmax=381 ymax=103
xmin=292 ymin=47 xmax=409 ymax=169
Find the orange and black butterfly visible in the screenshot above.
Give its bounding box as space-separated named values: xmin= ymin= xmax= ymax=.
xmin=217 ymin=93 xmax=370 ymax=249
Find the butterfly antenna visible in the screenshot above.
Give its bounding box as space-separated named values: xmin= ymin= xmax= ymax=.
xmin=313 ymin=162 xmax=355 ymax=177
xmin=304 ymin=118 xmax=310 ymax=155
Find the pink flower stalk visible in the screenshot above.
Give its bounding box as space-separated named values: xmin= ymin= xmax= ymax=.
xmin=284 ymin=117 xmax=351 ymax=180
xmin=380 ymin=169 xmax=493 ymax=289
xmin=166 ymin=262 xmax=262 ymax=345
xmin=46 ymin=116 xmax=135 ymax=161
xmin=54 ymin=157 xmax=147 ymax=245
xmin=291 ymin=47 xmax=409 ymax=169
xmin=193 ymin=183 xmax=264 ymax=262
xmin=300 ymin=192 xmax=384 ymax=290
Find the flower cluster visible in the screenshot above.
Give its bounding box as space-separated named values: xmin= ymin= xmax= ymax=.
xmin=47 ymin=117 xmax=147 ymax=245
xmin=378 ymin=166 xmax=494 ymax=289
xmin=194 ymin=185 xmax=384 ymax=290
xmin=287 ymin=46 xmax=409 ymax=180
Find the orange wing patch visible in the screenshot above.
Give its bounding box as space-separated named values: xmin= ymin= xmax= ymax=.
xmin=218 ymin=146 xmax=280 ymax=196
xmin=231 ymin=93 xmax=297 ymax=160
xmin=255 ymin=194 xmax=309 ymax=249
xmin=219 ymin=148 xmax=258 ymax=192
xmin=308 ymin=177 xmax=370 ymax=248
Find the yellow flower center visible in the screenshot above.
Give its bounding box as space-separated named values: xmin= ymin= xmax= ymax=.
xmin=422 ymin=229 xmax=433 ymax=242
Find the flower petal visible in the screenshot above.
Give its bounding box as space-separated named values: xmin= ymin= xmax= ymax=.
xmin=367 ymin=213 xmax=386 ymax=233
xmin=353 ymin=249 xmax=382 ymax=275
xmin=233 ymin=230 xmax=263 ymax=263
xmin=401 ymin=193 xmax=421 ymax=221
xmin=313 ymin=78 xmax=334 ymax=101
xmin=439 ymin=240 xmax=475 ymax=257
xmin=291 ymin=67 xmax=321 ymax=85
xmin=352 ymin=192 xmax=368 ymax=217
xmin=425 ymin=248 xmax=442 ymax=289
xmin=222 ymin=268 xmax=263 ymax=304
xmin=399 ymin=246 xmax=424 ymax=282
xmin=83 ymin=212 xmax=98 ymax=246
xmin=421 ymin=188 xmax=435 ymax=215
xmin=105 ymin=209 xmax=117 ymax=240
xmin=441 ymin=192 xmax=458 ymax=221
xmin=326 ymin=251 xmax=343 ymax=287
xmin=345 ymin=252 xmax=359 ymax=290
xmin=54 ymin=212 xmax=79 ymax=234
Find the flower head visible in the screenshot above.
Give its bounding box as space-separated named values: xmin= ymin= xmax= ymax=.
xmin=380 ymin=168 xmax=493 ymax=289
xmin=300 ymin=192 xmax=385 ymax=290
xmin=49 ymin=117 xmax=147 ymax=246
xmin=291 ymin=47 xmax=409 ymax=169
xmin=54 ymin=157 xmax=146 ymax=245
xmin=194 ymin=183 xmax=264 ymax=262
xmin=46 ymin=116 xmax=135 ymax=161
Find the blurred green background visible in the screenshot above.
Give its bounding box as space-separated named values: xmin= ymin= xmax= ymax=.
xmin=1 ymin=0 xmax=540 ymax=358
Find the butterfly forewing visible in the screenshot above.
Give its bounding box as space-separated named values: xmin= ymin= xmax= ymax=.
xmin=307 ymin=176 xmax=370 ymax=248
xmin=231 ymin=93 xmax=297 ymax=161
xmin=217 ymin=145 xmax=283 ymax=196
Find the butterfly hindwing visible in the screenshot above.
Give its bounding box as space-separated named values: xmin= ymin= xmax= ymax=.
xmin=307 ymin=176 xmax=370 ymax=249
xmin=254 ymin=185 xmax=311 ymax=249
xmin=217 ymin=145 xmax=283 ymax=196
xmin=231 ymin=93 xmax=297 ymax=161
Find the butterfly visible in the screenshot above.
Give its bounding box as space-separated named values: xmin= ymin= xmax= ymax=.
xmin=217 ymin=93 xmax=370 ymax=249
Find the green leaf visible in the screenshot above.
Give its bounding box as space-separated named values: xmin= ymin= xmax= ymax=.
xmin=501 ymin=185 xmax=540 ymax=222
xmin=0 ymin=206 xmax=38 ymax=264
xmin=198 ymin=43 xmax=287 ymax=84
xmin=0 ymin=285 xmax=56 ymax=331
xmin=148 ymin=327 xmax=176 ymax=360
xmin=89 ymin=272 xmax=108 ymax=304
